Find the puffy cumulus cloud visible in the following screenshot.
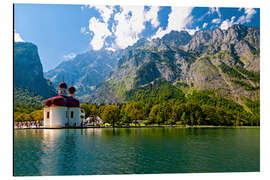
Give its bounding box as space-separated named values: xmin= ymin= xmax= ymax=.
xmin=89 ymin=17 xmax=112 ymax=50
xmin=86 ymin=5 xmax=160 ymax=50
xmin=89 ymin=5 xmax=114 ymax=23
xmin=63 ymin=53 xmax=76 ymax=60
xmin=220 ymin=20 xmax=230 ymax=30
xmin=144 ymin=6 xmax=160 ymax=28
xmin=113 ymin=6 xmax=146 ymax=48
xmin=87 ymin=5 xmax=114 ymax=50
xmin=220 ymin=8 xmax=257 ymax=30
xmin=245 ymin=8 xmax=256 ymax=20
xmin=14 ymin=31 xmax=24 ymax=42
xmin=113 ymin=6 xmax=160 ymax=48
xmin=151 ymin=7 xmax=193 ymax=39
xmin=237 ymin=8 xmax=256 ymax=24
xmin=220 ymin=16 xmax=235 ymax=30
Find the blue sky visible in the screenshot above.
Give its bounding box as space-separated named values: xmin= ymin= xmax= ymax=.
xmin=14 ymin=4 xmax=260 ymax=71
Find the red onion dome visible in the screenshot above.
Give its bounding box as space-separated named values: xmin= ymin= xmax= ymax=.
xmin=58 ymin=81 xmax=67 ymax=89
xmin=67 ymin=96 xmax=80 ymax=107
xmin=68 ymin=86 xmax=76 ymax=94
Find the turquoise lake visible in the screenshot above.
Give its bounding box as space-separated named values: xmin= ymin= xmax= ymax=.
xmin=14 ymin=127 xmax=260 ymax=176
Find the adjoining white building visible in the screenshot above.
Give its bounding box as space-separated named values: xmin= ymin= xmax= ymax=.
xmin=43 ymin=81 xmax=83 ymax=128
xmin=84 ymin=116 xmax=103 ymax=126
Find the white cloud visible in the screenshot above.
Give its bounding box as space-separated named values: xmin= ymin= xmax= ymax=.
xmin=186 ymin=26 xmax=199 ymax=35
xmin=219 ymin=8 xmax=256 ymax=30
xmin=80 ymin=26 xmax=87 ymax=34
xmin=86 ymin=5 xmax=114 ymax=50
xmin=151 ymin=7 xmax=193 ymax=39
xmin=212 ymin=18 xmax=221 ymax=24
xmin=113 ymin=6 xmax=146 ymax=48
xmin=105 ymin=47 xmax=116 ymax=52
xmin=236 ymin=16 xmax=245 ymax=24
xmin=145 ymin=6 xmax=160 ymax=28
xmin=245 ymin=8 xmax=256 ymax=22
xmin=113 ymin=6 xmax=161 ymax=48
xmin=220 ymin=20 xmax=230 ymax=30
xmin=167 ymin=7 xmax=193 ymax=31
xmin=151 ymin=28 xmax=169 ymax=39
xmin=86 ymin=5 xmax=160 ymax=50
xmin=236 ymin=8 xmax=256 ymax=24
xmin=208 ymin=7 xmax=221 ymax=18
xmin=90 ymin=5 xmax=114 ymax=23
xmin=202 ymin=22 xmax=208 ymax=28
xmin=89 ymin=17 xmax=112 ymax=50
xmin=63 ymin=53 xmax=76 ymax=60
xmin=14 ymin=31 xmax=24 ymax=42
xmin=238 ymin=8 xmax=244 ymax=12
xmin=220 ymin=16 xmax=235 ymax=30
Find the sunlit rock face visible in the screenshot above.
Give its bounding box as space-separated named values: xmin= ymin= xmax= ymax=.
xmin=88 ymin=25 xmax=259 ymax=104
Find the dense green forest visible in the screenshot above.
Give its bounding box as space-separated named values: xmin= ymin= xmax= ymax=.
xmin=82 ymin=80 xmax=260 ymax=127
xmin=14 ymin=88 xmax=44 ymax=122
xmin=14 ymin=80 xmax=260 ymax=126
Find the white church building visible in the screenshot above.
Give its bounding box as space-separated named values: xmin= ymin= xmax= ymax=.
xmin=43 ymin=81 xmax=83 ymax=128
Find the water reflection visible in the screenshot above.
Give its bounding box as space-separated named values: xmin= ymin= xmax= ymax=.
xmin=14 ymin=129 xmax=44 ymax=176
xmin=14 ymin=128 xmax=260 ymax=176
xmin=39 ymin=129 xmax=81 ymax=175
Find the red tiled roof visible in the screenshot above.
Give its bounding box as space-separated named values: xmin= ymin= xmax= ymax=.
xmin=67 ymin=96 xmax=80 ymax=107
xmin=45 ymin=95 xmax=80 ymax=108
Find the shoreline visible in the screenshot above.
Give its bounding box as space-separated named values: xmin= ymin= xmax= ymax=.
xmin=14 ymin=125 xmax=260 ymax=130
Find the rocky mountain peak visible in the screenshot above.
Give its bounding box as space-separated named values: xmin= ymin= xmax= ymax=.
xmin=162 ymin=30 xmax=192 ymax=47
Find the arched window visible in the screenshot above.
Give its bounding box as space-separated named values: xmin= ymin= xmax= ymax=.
xmin=46 ymin=111 xmax=50 ymax=119
xmin=70 ymin=111 xmax=74 ymax=119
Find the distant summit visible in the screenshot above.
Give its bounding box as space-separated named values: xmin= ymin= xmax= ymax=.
xmin=45 ymin=49 xmax=122 ymax=99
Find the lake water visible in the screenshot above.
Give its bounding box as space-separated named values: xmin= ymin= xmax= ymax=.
xmin=14 ymin=127 xmax=260 ymax=176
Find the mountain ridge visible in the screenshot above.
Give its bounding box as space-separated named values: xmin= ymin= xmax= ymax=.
xmin=88 ymin=25 xmax=259 ymax=104
xmin=44 ymin=25 xmax=259 ymax=105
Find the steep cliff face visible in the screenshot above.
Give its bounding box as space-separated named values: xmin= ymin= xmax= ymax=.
xmin=14 ymin=42 xmax=56 ymax=99
xmin=89 ymin=25 xmax=259 ymax=104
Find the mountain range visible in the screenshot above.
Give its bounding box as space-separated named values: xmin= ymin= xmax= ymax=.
xmin=45 ymin=24 xmax=259 ymax=105
xmin=15 ymin=24 xmax=259 ymax=107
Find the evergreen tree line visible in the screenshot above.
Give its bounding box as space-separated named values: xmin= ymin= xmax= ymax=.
xmin=81 ymin=80 xmax=260 ymax=127
xmin=14 ymin=87 xmax=44 ymax=122
xmin=81 ymin=100 xmax=259 ymax=127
